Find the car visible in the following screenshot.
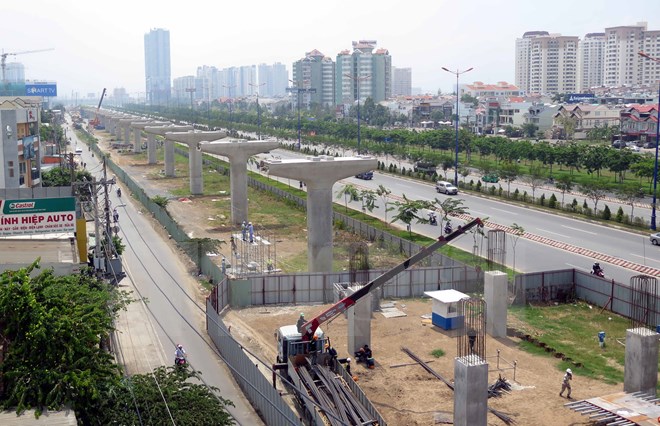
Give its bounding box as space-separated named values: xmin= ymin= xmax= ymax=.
xmin=482 ymin=174 xmax=499 ymax=183
xmin=612 ymin=140 xmax=623 ymax=148
xmin=355 ymin=171 xmax=374 ymax=180
xmin=627 ymin=145 xmax=640 ymax=152
xmin=644 ymin=141 xmax=657 ymax=149
xmin=651 ymin=232 xmax=660 ymax=246
xmin=435 ymin=180 xmax=458 ymax=195
xmin=75 ymin=147 xmax=83 ymax=154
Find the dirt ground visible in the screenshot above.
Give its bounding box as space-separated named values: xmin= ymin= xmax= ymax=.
xmin=223 ymin=301 xmax=621 ymax=426
xmin=95 ymin=132 xmax=622 ymax=426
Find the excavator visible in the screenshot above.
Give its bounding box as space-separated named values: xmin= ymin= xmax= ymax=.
xmin=89 ymin=88 xmax=107 ymax=130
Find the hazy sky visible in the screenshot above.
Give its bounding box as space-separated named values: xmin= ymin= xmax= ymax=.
xmin=3 ymin=0 xmax=660 ymax=99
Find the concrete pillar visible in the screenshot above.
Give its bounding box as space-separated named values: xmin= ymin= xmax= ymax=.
xmin=266 ymin=155 xmax=377 ymax=272
xmin=454 ymin=356 xmax=488 ymax=426
xmin=165 ymin=130 xmax=226 ymax=195
xmin=131 ymin=121 xmax=165 ymax=158
xmin=144 ymin=125 xmax=193 ymax=178
xmin=624 ymin=327 xmax=659 ymax=395
xmin=346 ymin=287 xmax=372 ymax=357
xmin=147 ymin=133 xmax=157 ymax=164
xmin=200 ymin=139 xmax=280 ymax=225
xmin=484 ymin=271 xmax=507 ymax=338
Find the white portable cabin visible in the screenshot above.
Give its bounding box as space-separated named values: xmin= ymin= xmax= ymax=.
xmin=424 ymin=289 xmax=469 ymax=330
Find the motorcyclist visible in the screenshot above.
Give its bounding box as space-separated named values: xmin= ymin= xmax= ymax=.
xmin=444 ymin=221 xmax=453 ymax=234
xmin=592 ymin=262 xmax=603 ymax=276
xmin=116 ymin=187 xmax=122 ymax=198
xmin=174 ymin=344 xmax=187 ymax=366
xmin=428 ymin=212 xmax=437 ymax=226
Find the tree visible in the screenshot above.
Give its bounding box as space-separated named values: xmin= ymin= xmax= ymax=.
xmin=336 ymin=183 xmax=359 ymax=212
xmin=435 ymin=198 xmax=469 ymax=230
xmin=579 ymin=180 xmax=609 ymax=214
xmin=360 ymin=189 xmax=378 ymax=213
xmin=0 ymin=262 xmax=132 ymax=420
xmin=555 ymin=175 xmax=574 ymax=207
xmin=616 ymin=185 xmax=645 ymax=221
xmin=522 ymin=165 xmax=547 ymax=201
xmin=498 ymin=162 xmax=521 ymax=196
xmin=376 ymin=184 xmax=392 ymax=223
xmin=181 ymin=237 xmax=225 ymax=267
xmin=97 ymin=366 xmax=234 ymax=425
xmin=390 ymin=194 xmax=434 ymax=236
xmin=509 ymin=223 xmax=525 ymax=276
xmin=521 ymin=123 xmax=538 ymax=138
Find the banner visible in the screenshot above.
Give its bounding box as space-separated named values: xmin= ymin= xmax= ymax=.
xmin=0 ymin=197 xmax=76 ymax=236
xmin=25 ymin=83 xmax=57 ymax=97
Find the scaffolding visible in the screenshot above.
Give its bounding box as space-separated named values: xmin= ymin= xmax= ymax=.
xmin=228 ymin=223 xmax=277 ymax=278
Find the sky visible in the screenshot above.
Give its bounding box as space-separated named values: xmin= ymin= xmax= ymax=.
xmin=2 ymin=0 xmax=660 ymax=100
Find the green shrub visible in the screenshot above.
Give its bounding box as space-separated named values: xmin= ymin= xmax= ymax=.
xmin=540 ymin=193 xmax=546 ymax=206
xmin=583 ymin=200 xmax=589 ymax=210
xmin=523 ymin=191 xmax=528 ymax=202
xmin=476 ymin=181 xmax=482 ymax=191
xmin=548 ymin=193 xmax=557 ymax=208
xmin=513 ymin=188 xmax=520 ymax=200
xmin=152 ymin=195 xmax=169 ymax=208
xmin=488 ymin=185 xmax=496 ymax=195
xmin=601 ymin=205 xmax=612 ymax=220
xmin=430 ymin=349 xmax=445 ymax=358
xmin=615 ymin=206 xmax=624 ymax=223
xmin=498 ymin=186 xmax=503 ymax=196
xmin=401 ymin=167 xmax=406 ymax=175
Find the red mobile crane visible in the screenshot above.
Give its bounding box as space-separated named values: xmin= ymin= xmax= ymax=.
xmin=276 ymin=217 xmax=484 ymax=363
xmin=89 ymin=88 xmax=107 ymax=129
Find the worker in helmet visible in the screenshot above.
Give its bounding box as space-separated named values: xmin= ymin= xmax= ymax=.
xmin=296 ymin=313 xmax=305 ymax=333
xmin=559 ymin=368 xmax=573 ymax=398
xmin=310 ymin=335 xmax=319 ymax=365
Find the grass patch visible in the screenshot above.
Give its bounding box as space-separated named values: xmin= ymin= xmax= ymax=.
xmin=510 ymin=302 xmax=660 ymax=387
xmin=430 ymin=348 xmax=445 ymax=358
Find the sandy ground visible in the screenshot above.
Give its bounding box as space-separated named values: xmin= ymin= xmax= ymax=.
xmin=223 ymin=300 xmax=621 ymax=426
xmin=96 ymin=132 xmax=623 ymax=425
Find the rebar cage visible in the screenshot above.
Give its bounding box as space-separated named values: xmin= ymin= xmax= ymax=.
xmin=457 ymin=298 xmax=487 ymax=362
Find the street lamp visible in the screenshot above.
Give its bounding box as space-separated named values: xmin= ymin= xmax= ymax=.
xmin=442 ymin=66 xmax=473 ymax=187
xmin=286 ymin=79 xmax=315 ymax=150
xmin=222 ymin=84 xmax=236 ymax=132
xmin=638 ymin=52 xmax=660 ymax=230
xmin=344 ymin=73 xmax=371 ymax=155
xmin=249 ymin=82 xmax=266 ymax=140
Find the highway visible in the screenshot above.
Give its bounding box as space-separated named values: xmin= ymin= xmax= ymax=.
xmin=65 ymin=119 xmax=264 ymax=425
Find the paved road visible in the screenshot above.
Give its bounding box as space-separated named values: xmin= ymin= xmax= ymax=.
xmin=66 ymin=119 xmax=264 ymax=425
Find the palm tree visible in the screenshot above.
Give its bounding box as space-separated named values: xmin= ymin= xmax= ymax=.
xmin=336 ymin=183 xmax=359 ymax=212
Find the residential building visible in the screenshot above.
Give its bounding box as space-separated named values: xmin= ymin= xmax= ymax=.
xmin=524 ymin=104 xmax=560 ymax=134
xmin=578 ymin=33 xmax=606 ymax=91
xmin=515 ymin=31 xmax=549 ymax=94
xmin=0 ymin=97 xmax=42 ymax=188
xmin=604 ymin=23 xmax=646 ymax=88
xmin=292 ymin=49 xmax=335 ymax=107
xmin=620 ymin=105 xmax=658 ymax=143
xmin=462 ymin=81 xmax=522 ymax=98
xmin=144 ymin=28 xmax=171 ymax=106
xmin=237 ymin=65 xmax=257 ymax=97
xmin=257 ymin=62 xmax=288 ymax=97
xmin=529 ymin=34 xmax=579 ymax=95
xmin=172 ymin=76 xmax=196 ymax=104
xmin=498 ymin=101 xmax=535 ymax=128
xmin=196 ymin=65 xmax=221 ymax=101
xmin=552 ymin=104 xmax=621 ymax=138
xmin=335 ymin=40 xmax=392 ymax=109
xmin=640 ymin=29 xmax=660 ymax=86
xmin=392 ymin=67 xmax=412 ymax=96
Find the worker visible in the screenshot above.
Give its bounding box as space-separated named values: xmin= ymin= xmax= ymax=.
xmin=296 ymin=313 xmax=305 ymax=333
xmin=325 ymin=343 xmax=338 ymax=371
xmin=559 ymin=368 xmax=573 ymax=398
xmin=355 ymin=344 xmax=372 ymax=363
xmin=310 ymin=335 xmax=319 ymax=365
xmin=345 ymin=357 xmax=352 ymax=376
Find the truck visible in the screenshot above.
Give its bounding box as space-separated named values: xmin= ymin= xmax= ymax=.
xmin=413 ymin=161 xmax=437 ymax=175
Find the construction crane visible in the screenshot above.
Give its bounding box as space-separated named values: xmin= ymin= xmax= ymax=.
xmin=89 ymin=88 xmax=107 ymax=129
xmin=1 ymin=48 xmax=55 ymax=85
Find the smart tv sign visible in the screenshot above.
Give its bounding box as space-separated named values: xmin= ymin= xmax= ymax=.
xmin=25 ymin=83 xmax=57 ymax=97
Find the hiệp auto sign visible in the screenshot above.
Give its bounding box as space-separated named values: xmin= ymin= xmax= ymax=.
xmin=0 ymin=197 xmax=76 ymax=236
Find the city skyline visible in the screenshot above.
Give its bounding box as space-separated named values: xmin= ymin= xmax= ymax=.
xmin=2 ymin=0 xmax=660 ymax=99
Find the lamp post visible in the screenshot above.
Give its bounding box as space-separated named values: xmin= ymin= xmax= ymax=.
xmin=638 ymin=52 xmax=660 ymax=230
xmin=222 ymin=84 xmax=236 ymax=132
xmin=442 ymin=66 xmax=473 ymax=186
xmin=286 ymin=80 xmax=315 ymax=150
xmin=249 ymin=82 xmax=266 ymax=140
xmin=185 ymin=87 xmax=196 ymax=124
xmin=344 ymin=73 xmax=371 ymax=155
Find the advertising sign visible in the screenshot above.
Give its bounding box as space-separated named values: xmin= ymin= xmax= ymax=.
xmin=566 ymin=93 xmax=596 ymax=104
xmin=22 ymin=135 xmax=36 ymax=160
xmin=25 ymin=83 xmax=57 ymax=97
xmin=0 ymin=197 xmax=76 ymax=236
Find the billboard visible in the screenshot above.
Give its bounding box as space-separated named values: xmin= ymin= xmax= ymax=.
xmin=25 ymin=83 xmax=57 ymax=97
xmin=566 ymin=93 xmax=595 ymax=104
xmin=0 ymin=197 xmax=76 ymax=236
xmin=22 ymin=135 xmax=36 ymax=160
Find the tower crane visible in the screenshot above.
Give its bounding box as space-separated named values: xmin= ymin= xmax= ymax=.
xmin=1 ymin=48 xmax=55 ymax=85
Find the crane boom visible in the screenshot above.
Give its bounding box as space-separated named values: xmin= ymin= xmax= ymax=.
xmin=299 ymin=217 xmax=484 ymax=340
xmin=1 ymin=48 xmax=55 ymax=84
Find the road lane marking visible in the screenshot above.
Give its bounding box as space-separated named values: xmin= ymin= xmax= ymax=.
xmin=629 ymin=253 xmax=660 ymax=264
xmin=561 ymin=225 xmax=597 ymax=235
xmin=537 ymin=228 xmax=571 ymax=238
xmin=491 ymin=207 xmax=517 ymax=215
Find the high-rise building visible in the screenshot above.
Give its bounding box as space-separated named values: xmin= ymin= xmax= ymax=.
xmin=292 ymin=49 xmax=335 ymax=107
xmin=515 ymin=31 xmax=549 ymax=94
xmin=604 ymin=23 xmax=646 ymax=88
xmin=257 ymin=62 xmax=288 ymax=97
xmin=197 ymin=65 xmax=220 ymax=101
xmin=528 ymin=34 xmax=579 ymax=95
xmin=144 ymin=28 xmax=171 ymax=106
xmin=578 ymin=33 xmax=606 ymax=91
xmin=237 ymin=65 xmax=256 ymax=97
xmin=172 ymin=76 xmax=195 ymax=104
xmin=335 ymin=40 xmax=392 ymax=107
xmin=5 ymin=63 xmax=25 ymax=83
xmin=392 ymin=67 xmax=412 ymax=96
xmin=641 ymin=29 xmax=660 ymax=86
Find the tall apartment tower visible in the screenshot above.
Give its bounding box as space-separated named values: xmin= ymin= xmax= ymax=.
xmin=292 ymin=49 xmax=335 ymax=107
xmin=528 ymin=34 xmax=579 ymax=95
xmin=335 ymin=40 xmax=392 ymax=107
xmin=604 ymin=23 xmax=646 ymax=88
xmin=640 ymin=29 xmax=660 ymax=86
xmin=144 ymin=28 xmax=171 ymax=106
xmin=515 ymin=31 xmax=549 ymax=94
xmin=197 ymin=65 xmax=220 ymax=101
xmin=578 ymin=33 xmax=606 ymax=91
xmin=392 ymin=67 xmax=412 ymax=96
xmin=257 ymin=62 xmax=289 ymax=97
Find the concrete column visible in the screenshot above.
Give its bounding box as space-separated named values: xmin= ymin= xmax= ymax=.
xmin=266 ymin=155 xmax=377 ymax=272
xmin=123 ymin=123 xmax=131 ymax=145
xmin=147 ymin=133 xmax=157 ymax=164
xmin=165 ymin=131 xmax=227 ymax=195
xmin=346 ymin=287 xmax=372 ymax=357
xmin=624 ymin=327 xmax=659 ymax=395
xmin=200 ymin=139 xmax=280 ymax=225
xmin=132 ymin=128 xmax=143 ymax=153
xmin=454 ymin=357 xmax=488 ymax=426
xmin=144 ymin=125 xmax=193 ymax=178
xmin=164 ymin=140 xmax=175 ymax=177
xmin=484 ymin=271 xmax=507 ymax=338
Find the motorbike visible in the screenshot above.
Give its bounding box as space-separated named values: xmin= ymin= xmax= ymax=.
xmin=444 ymin=223 xmax=453 ymax=234
xmin=116 ymin=188 xmax=122 ymax=198
xmin=428 ymin=214 xmax=438 ymax=226
xmin=174 ymin=356 xmax=187 ymax=367
xmin=591 ymin=268 xmax=604 ymax=278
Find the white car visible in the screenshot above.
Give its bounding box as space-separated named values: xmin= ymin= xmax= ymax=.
xmin=75 ymin=147 xmax=83 ymax=154
xmin=435 ymin=181 xmax=458 ymax=195
xmin=651 ymin=232 xmax=660 ymax=245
